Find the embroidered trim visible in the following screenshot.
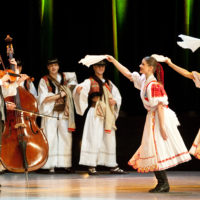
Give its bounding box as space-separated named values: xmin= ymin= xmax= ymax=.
xmin=158 ymin=152 xmax=190 ymax=163
xmin=128 ymin=161 xmax=158 ymax=173
xmin=42 ymin=75 xmax=52 ymax=92
xmin=158 ymin=158 xmax=191 ymax=171
xmin=192 ymin=143 xmax=197 ymax=148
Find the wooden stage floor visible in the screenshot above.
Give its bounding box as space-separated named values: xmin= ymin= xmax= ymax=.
xmin=0 ymin=171 xmax=199 ymax=200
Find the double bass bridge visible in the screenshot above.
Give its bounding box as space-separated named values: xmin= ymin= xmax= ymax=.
xmin=14 ymin=123 xmax=27 ymax=129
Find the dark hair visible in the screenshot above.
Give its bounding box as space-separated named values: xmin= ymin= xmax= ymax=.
xmin=16 ymin=59 xmax=23 ymax=67
xmin=92 ymin=59 xmax=107 ymax=66
xmin=47 ymin=58 xmax=59 ymax=66
xmin=144 ymin=56 xmax=158 ymax=73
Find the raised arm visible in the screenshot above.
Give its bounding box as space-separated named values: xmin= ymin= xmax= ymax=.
xmin=165 ymin=58 xmax=194 ymax=80
xmin=106 ymin=55 xmax=133 ymax=81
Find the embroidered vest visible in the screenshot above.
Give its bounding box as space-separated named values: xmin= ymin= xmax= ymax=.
xmin=89 ymin=77 xmax=111 ymax=95
xmin=42 ymin=73 xmax=68 ymax=93
xmin=42 ymin=74 xmax=68 ymax=112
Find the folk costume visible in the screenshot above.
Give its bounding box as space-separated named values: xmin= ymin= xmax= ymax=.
xmin=174 ymin=35 xmax=200 ymax=160
xmin=128 ymin=62 xmax=191 ymax=193
xmin=73 ymin=75 xmax=122 ymax=171
xmin=128 ymin=72 xmax=191 ymax=172
xmin=38 ymin=72 xmax=77 ymax=170
xmin=189 ymin=71 xmax=200 ymax=159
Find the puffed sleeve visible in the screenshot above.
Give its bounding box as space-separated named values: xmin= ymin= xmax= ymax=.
xmin=131 ymin=72 xmax=146 ymax=90
xmin=110 ymin=81 xmax=121 ymax=118
xmin=192 ymin=71 xmax=200 ymax=88
xmin=146 ymin=82 xmax=168 ymax=107
xmin=63 ymin=72 xmax=78 ymax=86
xmin=73 ymin=79 xmax=91 ymax=115
xmin=38 ymin=78 xmax=55 ymax=115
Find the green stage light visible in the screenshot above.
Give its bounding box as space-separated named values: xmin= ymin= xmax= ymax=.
xmin=116 ymin=0 xmax=128 ymax=29
xmin=112 ymin=0 xmax=127 ymax=87
xmin=185 ymin=0 xmax=193 ymax=34
xmin=40 ymin=0 xmax=53 ymax=61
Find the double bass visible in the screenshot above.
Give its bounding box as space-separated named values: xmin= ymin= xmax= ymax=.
xmin=1 ymin=35 xmax=49 ymax=172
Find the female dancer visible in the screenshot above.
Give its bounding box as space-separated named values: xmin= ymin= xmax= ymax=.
xmin=106 ymin=55 xmax=191 ymax=193
xmin=165 ymin=58 xmax=200 ymax=159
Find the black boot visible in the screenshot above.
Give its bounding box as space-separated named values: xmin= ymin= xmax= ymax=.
xmin=149 ymin=171 xmax=170 ymax=193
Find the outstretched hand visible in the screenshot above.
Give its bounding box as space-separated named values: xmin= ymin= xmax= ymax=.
xmin=105 ymin=55 xmax=115 ymax=63
xmin=164 ymin=57 xmax=172 ymax=66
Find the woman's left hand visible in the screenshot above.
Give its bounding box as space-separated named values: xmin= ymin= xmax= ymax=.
xmin=160 ymin=126 xmax=168 ymax=140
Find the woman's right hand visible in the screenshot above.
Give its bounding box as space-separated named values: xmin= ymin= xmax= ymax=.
xmin=105 ymin=55 xmax=115 ymax=63
xmin=164 ymin=57 xmax=172 ymax=66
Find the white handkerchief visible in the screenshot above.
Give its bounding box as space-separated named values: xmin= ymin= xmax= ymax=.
xmin=151 ymin=54 xmax=167 ymax=62
xmin=78 ymin=55 xmax=107 ymax=67
xmin=177 ymin=34 xmax=200 ymax=52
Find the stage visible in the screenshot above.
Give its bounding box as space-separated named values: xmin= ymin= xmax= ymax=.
xmin=0 ymin=171 xmax=199 ymax=200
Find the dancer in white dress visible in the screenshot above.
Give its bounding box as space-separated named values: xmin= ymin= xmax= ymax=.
xmin=165 ymin=58 xmax=200 ymax=159
xmin=106 ymin=55 xmax=191 ymax=193
xmin=73 ymin=60 xmax=126 ymax=175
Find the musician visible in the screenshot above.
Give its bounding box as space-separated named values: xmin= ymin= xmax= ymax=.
xmin=0 ymin=73 xmax=28 ymax=174
xmin=9 ymin=58 xmax=38 ymax=99
xmin=38 ymin=58 xmax=77 ymax=173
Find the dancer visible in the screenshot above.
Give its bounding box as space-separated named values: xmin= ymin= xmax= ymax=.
xmin=73 ymin=58 xmax=126 ymax=175
xmin=38 ymin=58 xmax=77 ymax=173
xmin=165 ymin=57 xmax=200 ymax=159
xmin=106 ymin=55 xmax=191 ymax=193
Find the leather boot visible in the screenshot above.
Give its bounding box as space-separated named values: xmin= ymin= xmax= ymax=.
xmin=149 ymin=171 xmax=170 ymax=193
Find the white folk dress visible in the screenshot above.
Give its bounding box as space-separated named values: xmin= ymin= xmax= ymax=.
xmin=128 ymin=73 xmax=191 ymax=172
xmin=73 ymin=79 xmax=121 ymax=167
xmin=189 ymin=71 xmax=200 ymax=159
xmin=38 ymin=72 xmax=77 ymax=169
